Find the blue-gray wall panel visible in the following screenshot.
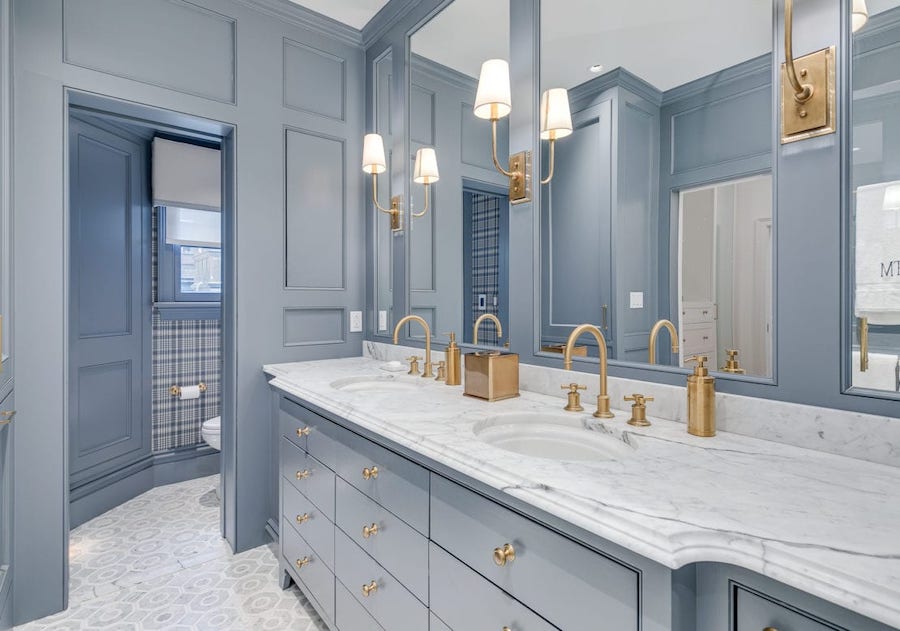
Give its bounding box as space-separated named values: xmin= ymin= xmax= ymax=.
xmin=283 ymin=307 xmax=345 ymax=346
xmin=283 ymin=39 xmax=346 ymax=120
xmin=63 ymin=0 xmax=236 ymax=104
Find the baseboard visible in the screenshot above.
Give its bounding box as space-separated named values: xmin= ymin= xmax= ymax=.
xmin=69 ymin=445 xmax=221 ymax=528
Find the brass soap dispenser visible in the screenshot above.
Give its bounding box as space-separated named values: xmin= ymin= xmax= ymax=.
xmin=444 ymin=332 xmax=462 ymax=386
xmin=686 ymin=355 xmax=716 ymax=437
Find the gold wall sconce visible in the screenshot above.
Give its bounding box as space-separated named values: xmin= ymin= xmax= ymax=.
xmin=411 ymin=147 xmax=439 ymax=219
xmin=362 ymin=133 xmax=401 ymax=231
xmin=780 ymin=0 xmax=836 ymax=143
xmin=473 ymin=60 xmax=572 ymax=204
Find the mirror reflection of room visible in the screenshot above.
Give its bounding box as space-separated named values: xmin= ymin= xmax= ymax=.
xmin=850 ymin=0 xmax=900 ymax=394
xmin=407 ymin=0 xmax=510 ymax=348
xmin=540 ymin=0 xmax=774 ymax=378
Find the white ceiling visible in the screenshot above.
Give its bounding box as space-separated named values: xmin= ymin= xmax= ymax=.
xmin=287 ymin=0 xmax=389 ymax=30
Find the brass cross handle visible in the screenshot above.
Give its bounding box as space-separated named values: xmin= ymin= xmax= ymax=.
xmin=624 ymin=394 xmax=654 ymax=406
xmin=406 ymin=356 xmax=422 ymax=375
xmin=362 ymin=466 xmax=379 ymax=480
xmin=561 ymin=383 xmax=587 ymax=412
xmin=362 ymin=523 xmax=379 ymax=539
xmin=492 ymin=543 xmax=516 ymax=566
xmin=362 ymin=580 xmax=378 ymax=597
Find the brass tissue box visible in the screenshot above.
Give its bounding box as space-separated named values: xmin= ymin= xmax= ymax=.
xmin=464 ymin=351 xmax=520 ymax=402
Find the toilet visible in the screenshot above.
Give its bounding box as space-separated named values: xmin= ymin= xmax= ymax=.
xmin=201 ymin=416 xmax=221 ymax=451
xmin=201 ymin=416 xmax=222 ymax=499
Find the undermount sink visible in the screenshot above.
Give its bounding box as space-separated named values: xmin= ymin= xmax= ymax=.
xmin=330 ymin=375 xmax=419 ymax=392
xmin=473 ymin=413 xmax=635 ymax=462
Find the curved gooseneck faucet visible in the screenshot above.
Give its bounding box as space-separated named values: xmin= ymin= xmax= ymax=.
xmin=393 ymin=315 xmax=434 ymax=378
xmin=648 ymin=319 xmax=679 ymax=365
xmin=473 ymin=313 xmax=503 ymax=346
xmin=562 ymin=324 xmax=614 ymax=419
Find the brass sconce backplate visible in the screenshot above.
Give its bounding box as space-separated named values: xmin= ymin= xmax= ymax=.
xmin=390 ymin=196 xmax=402 ymax=231
xmin=508 ymin=151 xmax=532 ymax=205
xmin=781 ymin=46 xmax=835 ymax=144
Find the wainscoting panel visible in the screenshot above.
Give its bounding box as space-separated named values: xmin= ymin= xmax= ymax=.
xmin=283 ymin=38 xmax=345 ymax=120
xmin=62 ymin=0 xmax=236 ymax=104
xmin=283 ymin=307 xmax=346 ymax=346
xmin=284 ymin=128 xmax=346 ymax=289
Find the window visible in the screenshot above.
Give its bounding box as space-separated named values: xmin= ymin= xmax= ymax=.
xmin=157 ymin=207 xmax=222 ymax=319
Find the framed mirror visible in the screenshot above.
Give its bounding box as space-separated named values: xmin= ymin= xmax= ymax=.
xmin=406 ymin=0 xmax=511 ymax=348
xmin=372 ymin=49 xmax=394 ymax=337
xmin=538 ymin=0 xmax=776 ymax=379
xmin=846 ymin=0 xmax=900 ymax=397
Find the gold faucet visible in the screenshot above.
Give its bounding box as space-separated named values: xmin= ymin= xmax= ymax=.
xmin=562 ymin=324 xmax=614 ymax=419
xmin=393 ymin=315 xmax=434 ymax=378
xmin=648 ymin=319 xmax=679 ymax=365
xmin=473 ymin=313 xmax=503 ymax=346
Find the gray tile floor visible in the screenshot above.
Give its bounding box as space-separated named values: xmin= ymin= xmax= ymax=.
xmin=17 ymin=475 xmax=327 ymax=630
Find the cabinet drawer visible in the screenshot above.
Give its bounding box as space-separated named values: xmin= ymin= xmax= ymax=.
xmin=682 ymin=305 xmax=715 ymax=324
xmin=282 ymin=517 xmax=335 ymax=624
xmin=280 ymin=438 xmax=335 ymax=520
xmin=682 ymin=325 xmax=715 ymax=352
xmin=336 ymin=579 xmax=385 ymax=631
xmin=282 ymin=480 xmax=334 ymax=571
xmin=280 ymin=397 xmax=341 ymax=468
xmin=735 ymin=585 xmax=843 ymax=631
xmin=334 ymin=528 xmax=428 ymax=631
xmin=335 ymin=477 xmax=428 ymax=603
xmin=430 ymin=543 xmax=558 ymax=631
xmin=280 ymin=396 xmax=309 ymax=450
xmin=430 ymin=475 xmax=639 ymax=631
xmin=333 ymin=429 xmax=429 ymax=535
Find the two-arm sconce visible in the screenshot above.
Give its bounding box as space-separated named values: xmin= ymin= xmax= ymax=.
xmin=473 ymin=59 xmax=572 ymax=205
xmin=362 ymin=133 xmax=439 ymax=232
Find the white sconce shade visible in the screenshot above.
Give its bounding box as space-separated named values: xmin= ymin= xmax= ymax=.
xmin=414 ymin=148 xmax=440 ymax=184
xmin=474 ymin=59 xmax=512 ymax=120
xmin=362 ymin=133 xmax=387 ymax=174
xmin=852 ymin=0 xmax=869 ymax=32
xmin=883 ymin=184 xmax=900 ymax=210
xmin=540 ymin=88 xmax=573 ymax=140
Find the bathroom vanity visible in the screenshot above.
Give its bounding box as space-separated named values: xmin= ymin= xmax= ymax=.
xmin=266 ymin=355 xmax=900 ymax=631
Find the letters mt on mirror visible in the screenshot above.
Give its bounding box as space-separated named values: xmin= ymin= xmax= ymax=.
xmin=539 ymin=0 xmax=775 ymax=379
xmin=847 ymin=0 xmax=900 ymax=397
xmin=406 ymin=0 xmax=511 ymax=349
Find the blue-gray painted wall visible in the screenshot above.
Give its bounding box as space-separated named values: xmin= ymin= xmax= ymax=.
xmin=8 ymin=0 xmax=365 ymax=623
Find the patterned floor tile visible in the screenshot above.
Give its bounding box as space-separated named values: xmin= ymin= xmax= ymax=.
xmin=16 ymin=475 xmax=326 ymax=631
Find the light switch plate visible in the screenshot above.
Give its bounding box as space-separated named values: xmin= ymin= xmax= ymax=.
xmin=378 ymin=310 xmax=387 ymax=332
xmin=350 ymin=311 xmax=363 ymax=333
xmin=478 ymin=294 xmax=487 ymax=311
xmin=630 ymin=292 xmax=644 ymax=309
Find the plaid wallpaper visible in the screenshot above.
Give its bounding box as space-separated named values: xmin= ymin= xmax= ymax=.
xmin=151 ymin=209 xmax=222 ymax=452
xmin=471 ymin=193 xmax=502 ymax=346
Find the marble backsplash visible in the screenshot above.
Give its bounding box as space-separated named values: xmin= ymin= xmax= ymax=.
xmin=364 ymin=341 xmax=900 ymax=468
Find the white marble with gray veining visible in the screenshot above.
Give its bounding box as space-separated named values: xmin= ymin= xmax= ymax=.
xmin=366 ymin=341 xmax=900 ymax=469
xmin=268 ymin=351 xmax=900 ymax=629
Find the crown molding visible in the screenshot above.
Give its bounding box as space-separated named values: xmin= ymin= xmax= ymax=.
xmin=361 ymin=0 xmax=420 ymax=48
xmin=232 ymin=0 xmax=363 ymax=47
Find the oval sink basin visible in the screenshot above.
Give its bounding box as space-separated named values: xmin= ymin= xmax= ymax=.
xmin=330 ymin=375 xmax=419 ymax=393
xmin=473 ymin=413 xmax=634 ymax=462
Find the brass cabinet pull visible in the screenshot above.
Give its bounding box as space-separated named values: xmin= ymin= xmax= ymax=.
xmin=295 ymin=469 xmax=311 ymax=480
xmin=296 ymin=513 xmax=310 ymax=525
xmin=0 ymin=410 xmax=15 ymax=425
xmin=295 ymin=556 xmax=310 ymax=569
xmin=296 ymin=426 xmax=311 ymax=438
xmin=492 ymin=543 xmax=516 ymax=566
xmin=362 ymin=580 xmax=378 ymax=597
xmin=362 ymin=466 xmax=379 ymax=480
xmin=362 ymin=523 xmax=379 ymax=539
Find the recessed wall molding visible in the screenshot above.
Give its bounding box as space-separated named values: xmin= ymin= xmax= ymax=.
xmin=62 ymin=0 xmax=237 ymax=105
xmin=234 ymin=0 xmax=363 ymax=47
xmin=283 ymin=307 xmax=346 ymax=346
xmin=283 ymin=38 xmax=347 ymax=121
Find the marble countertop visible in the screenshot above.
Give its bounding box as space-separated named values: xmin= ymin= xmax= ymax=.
xmin=264 ymin=356 xmax=900 ymax=628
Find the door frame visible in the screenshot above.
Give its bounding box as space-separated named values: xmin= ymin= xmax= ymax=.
xmin=62 ymin=90 xmax=237 ymax=603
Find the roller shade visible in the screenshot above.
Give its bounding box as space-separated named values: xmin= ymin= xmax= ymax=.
xmin=152 ymin=137 xmax=221 ymax=211
xmin=165 ymin=207 xmax=221 ymax=248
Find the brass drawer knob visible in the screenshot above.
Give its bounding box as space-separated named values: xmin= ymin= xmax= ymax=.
xmin=763 ymin=628 xmax=778 ymax=631
xmin=0 ymin=410 xmax=15 ymax=425
xmin=362 ymin=580 xmax=378 ymax=597
xmin=362 ymin=466 xmax=379 ymax=480
xmin=296 ymin=426 xmax=311 ymax=438
xmin=492 ymin=543 xmax=516 ymax=566
xmin=295 ymin=556 xmax=310 ymax=569
xmin=362 ymin=523 xmax=379 ymax=539
xmin=296 ymin=513 xmax=310 ymax=525
xmin=295 ymin=469 xmax=311 ymax=480
xmin=503 ymin=627 xmax=512 ymax=631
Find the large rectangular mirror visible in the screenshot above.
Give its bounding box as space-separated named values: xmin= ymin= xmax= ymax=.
xmin=406 ymin=0 xmax=511 ymax=348
xmin=847 ymin=0 xmax=900 ymax=397
xmin=373 ymin=49 xmax=394 ymax=336
xmin=539 ymin=0 xmax=775 ymax=378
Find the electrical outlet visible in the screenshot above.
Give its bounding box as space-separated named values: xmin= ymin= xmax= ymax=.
xmin=378 ymin=310 xmax=388 ymax=332
xmin=350 ymin=311 xmax=363 ymax=333
xmin=629 ymin=292 xmax=644 ymax=309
